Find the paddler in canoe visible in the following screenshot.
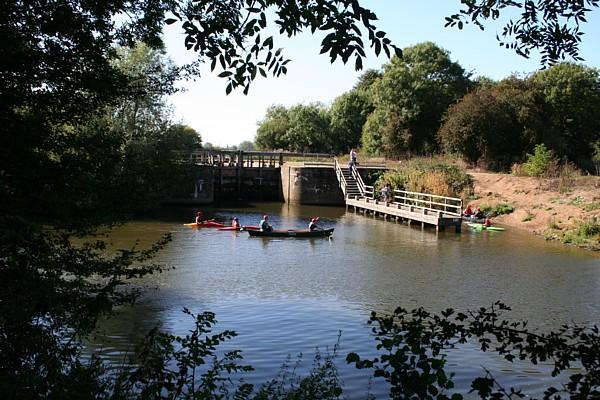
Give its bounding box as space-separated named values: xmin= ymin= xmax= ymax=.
xmin=463 ymin=204 xmax=473 ymax=217
xmin=232 ymin=217 xmax=241 ymax=229
xmin=185 ymin=211 xmax=224 ymax=227
xmin=473 ymin=207 xmax=485 ymax=219
xmin=308 ymin=217 xmax=321 ymax=231
xmin=259 ymin=214 xmax=273 ymax=232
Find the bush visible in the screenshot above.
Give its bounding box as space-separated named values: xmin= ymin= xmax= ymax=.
xmin=476 ymin=203 xmax=515 ymax=218
xmin=348 ymin=302 xmax=600 ymax=399
xmin=557 ymin=162 xmax=581 ymax=192
xmin=374 ymin=159 xmax=474 ymax=198
xmin=522 ymin=144 xmax=559 ymax=177
xmin=562 ymin=218 xmax=600 ymax=249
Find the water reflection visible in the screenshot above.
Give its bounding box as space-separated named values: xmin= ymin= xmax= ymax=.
xmin=95 ymin=202 xmax=600 ymax=398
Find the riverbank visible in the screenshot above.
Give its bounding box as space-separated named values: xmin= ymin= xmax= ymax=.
xmin=468 ymin=171 xmax=600 ymax=251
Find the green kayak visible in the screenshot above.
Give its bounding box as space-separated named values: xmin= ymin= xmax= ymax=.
xmin=467 ymin=223 xmax=505 ymax=231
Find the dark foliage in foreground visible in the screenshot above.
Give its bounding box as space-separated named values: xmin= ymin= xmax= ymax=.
xmin=348 ymin=302 xmax=600 ymax=399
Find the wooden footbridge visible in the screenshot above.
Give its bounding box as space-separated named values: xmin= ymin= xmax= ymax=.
xmin=334 ymin=159 xmax=463 ymax=232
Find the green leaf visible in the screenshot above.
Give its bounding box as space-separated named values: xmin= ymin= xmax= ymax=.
xmin=346 ymin=352 xmax=360 ymax=363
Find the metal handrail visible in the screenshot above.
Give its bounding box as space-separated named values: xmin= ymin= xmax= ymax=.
xmin=350 ymin=165 xmax=366 ymax=197
xmin=333 ymin=158 xmax=347 ymax=197
xmin=350 ymin=166 xmax=375 ymax=199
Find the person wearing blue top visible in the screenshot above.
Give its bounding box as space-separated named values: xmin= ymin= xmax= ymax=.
xmin=259 ymin=214 xmax=272 ymax=232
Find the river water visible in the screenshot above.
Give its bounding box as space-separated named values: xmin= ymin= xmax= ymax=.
xmin=93 ymin=202 xmax=600 ymax=398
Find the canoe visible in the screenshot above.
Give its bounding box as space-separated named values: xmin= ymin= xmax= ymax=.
xmin=467 ymin=223 xmax=505 ymax=231
xmin=247 ymin=228 xmax=334 ymax=238
xmin=184 ymin=220 xmax=224 ymax=228
xmin=462 ymin=215 xmax=486 ymax=224
xmin=217 ymin=225 xmax=260 ymax=231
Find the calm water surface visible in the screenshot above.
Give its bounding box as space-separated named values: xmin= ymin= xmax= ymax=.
xmin=93 ymin=203 xmax=600 ymax=398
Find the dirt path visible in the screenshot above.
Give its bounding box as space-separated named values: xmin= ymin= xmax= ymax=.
xmin=469 ymin=172 xmax=600 ymax=248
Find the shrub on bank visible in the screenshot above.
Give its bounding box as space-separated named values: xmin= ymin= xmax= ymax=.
xmin=479 ymin=203 xmax=515 ymax=217
xmin=562 ymin=218 xmax=600 ymax=249
xmin=522 ymin=144 xmax=558 ymax=177
xmin=374 ymin=158 xmax=474 ymax=199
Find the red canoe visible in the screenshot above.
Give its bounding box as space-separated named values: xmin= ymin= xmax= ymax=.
xmin=184 ymin=220 xmax=224 ymax=228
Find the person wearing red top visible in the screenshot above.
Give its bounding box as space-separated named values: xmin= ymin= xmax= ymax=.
xmin=463 ymin=204 xmax=473 ymax=216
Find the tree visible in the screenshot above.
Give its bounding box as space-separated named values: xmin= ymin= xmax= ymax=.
xmin=286 ymin=103 xmax=332 ymax=152
xmin=446 ymin=0 xmax=600 ymax=66
xmin=329 ymin=90 xmax=373 ymax=154
xmin=530 ymin=63 xmax=600 ymax=170
xmin=472 ymin=76 xmax=498 ymax=91
xmin=255 ymin=105 xmax=291 ymax=150
xmin=238 ymin=140 xmax=256 ymax=151
xmin=361 ymin=108 xmax=390 ymax=155
xmin=167 ymin=0 xmax=400 ymax=94
xmin=0 ymin=3 xmax=180 ymax=396
xmin=0 ymin=0 xmax=172 ymax=226
xmin=166 ymin=124 xmax=203 ymax=150
xmin=364 ymin=42 xmax=472 ymax=156
xmin=110 ymin=43 xmax=180 ymax=138
xmin=353 ymin=68 xmax=382 ymax=92
xmin=438 ymin=77 xmax=547 ymax=170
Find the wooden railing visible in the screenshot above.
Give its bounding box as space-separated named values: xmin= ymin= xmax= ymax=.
xmin=391 ymin=190 xmax=462 ymax=216
xmin=180 ymin=150 xmax=334 ymax=168
xmin=351 ymin=165 xmax=368 ymax=198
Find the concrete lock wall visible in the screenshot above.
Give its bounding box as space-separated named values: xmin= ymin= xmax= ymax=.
xmin=166 ymin=166 xmax=215 ymax=205
xmin=281 ymin=164 xmax=345 ymax=205
xmin=214 ymin=166 xmax=282 ymax=201
xmin=165 ymin=164 xmax=344 ymax=205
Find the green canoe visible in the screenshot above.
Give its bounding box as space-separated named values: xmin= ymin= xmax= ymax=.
xmin=467 ymin=223 xmax=505 ymax=231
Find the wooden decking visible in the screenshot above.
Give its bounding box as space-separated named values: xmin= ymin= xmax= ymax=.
xmin=334 ymin=158 xmax=463 ymax=232
xmin=346 ymin=196 xmax=463 ymax=232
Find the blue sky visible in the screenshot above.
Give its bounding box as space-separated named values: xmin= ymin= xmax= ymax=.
xmin=163 ymin=1 xmax=600 ymax=147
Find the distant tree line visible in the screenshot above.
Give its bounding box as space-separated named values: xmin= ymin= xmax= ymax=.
xmin=256 ymin=42 xmax=600 ymax=173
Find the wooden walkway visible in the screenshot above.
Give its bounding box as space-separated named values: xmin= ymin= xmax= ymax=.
xmin=186 ymin=150 xmax=333 ymax=168
xmin=334 ymin=159 xmax=463 ymax=232
xmin=346 ymin=196 xmax=463 ymax=232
